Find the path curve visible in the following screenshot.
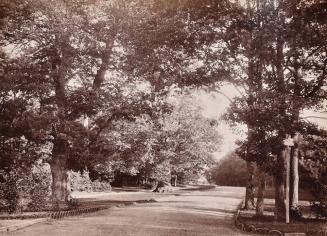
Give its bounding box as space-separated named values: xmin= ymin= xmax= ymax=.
xmin=8 ymin=186 xmax=249 ymax=236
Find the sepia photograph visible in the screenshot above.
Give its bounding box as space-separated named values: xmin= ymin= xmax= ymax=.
xmin=0 ymin=0 xmax=327 ymax=235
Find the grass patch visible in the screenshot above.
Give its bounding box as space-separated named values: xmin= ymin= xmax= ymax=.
xmin=239 ymin=213 xmax=327 ymax=235
xmin=238 ymin=194 xmax=327 ymax=235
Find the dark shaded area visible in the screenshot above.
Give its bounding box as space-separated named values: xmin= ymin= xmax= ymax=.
xmin=179 ymin=185 xmax=215 ymax=191
xmin=207 ymin=153 xmax=247 ymax=187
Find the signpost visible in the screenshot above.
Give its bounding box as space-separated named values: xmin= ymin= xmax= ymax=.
xmin=283 ymin=136 xmax=294 ymax=224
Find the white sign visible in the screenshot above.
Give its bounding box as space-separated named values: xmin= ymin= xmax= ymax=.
xmin=283 ymin=137 xmax=294 ymax=146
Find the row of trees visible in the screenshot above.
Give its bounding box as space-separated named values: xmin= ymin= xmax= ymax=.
xmin=221 ymin=0 xmax=327 ymax=219
xmin=201 ymin=0 xmax=327 ymax=219
xmin=164 ymin=0 xmax=327 ymax=220
xmin=152 ymin=0 xmax=327 ymax=220
xmin=1 ymin=0 xmax=326 ymax=220
xmin=0 ymin=0 xmax=221 ymax=211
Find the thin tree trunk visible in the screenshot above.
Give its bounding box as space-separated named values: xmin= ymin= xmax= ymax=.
xmin=256 ymin=168 xmax=266 ymax=216
xmin=244 ymin=161 xmax=255 ymax=209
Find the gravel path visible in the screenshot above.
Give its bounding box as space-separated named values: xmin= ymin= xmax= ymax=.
xmin=7 ymin=186 xmax=249 ymax=236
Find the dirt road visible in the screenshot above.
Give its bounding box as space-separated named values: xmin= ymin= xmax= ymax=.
xmin=8 ymin=186 xmax=248 ymax=236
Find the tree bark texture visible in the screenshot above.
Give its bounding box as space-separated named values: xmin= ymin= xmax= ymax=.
xmin=51 ymin=35 xmax=70 ymax=209
xmin=93 ymin=39 xmax=115 ymax=90
xmin=273 ymin=30 xmax=287 ymax=221
xmin=274 ymin=148 xmax=286 ymax=221
xmin=51 ymin=139 xmax=69 ymax=210
xmin=244 ymin=161 xmax=255 ymax=210
xmin=256 ymin=168 xmax=266 ymax=216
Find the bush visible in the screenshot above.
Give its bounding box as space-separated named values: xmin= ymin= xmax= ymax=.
xmin=91 ymin=180 xmax=112 ymax=192
xmin=301 ymin=134 xmax=327 ymax=218
xmin=69 ymin=170 xmax=112 ymax=192
xmin=68 ymin=170 xmax=92 ymax=192
xmin=0 ymin=172 xmax=19 ymax=213
xmin=0 ymin=162 xmax=51 ymax=213
xmin=26 ymin=163 xmax=51 ymax=211
xmin=207 ymin=152 xmax=247 ymax=187
xmin=309 ymin=180 xmax=327 ymax=218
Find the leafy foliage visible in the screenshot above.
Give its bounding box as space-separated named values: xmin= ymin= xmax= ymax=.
xmin=68 ymin=170 xmax=112 ymax=192
xmin=104 ymin=95 xmax=221 ymax=185
xmin=207 ymin=152 xmax=248 ymax=187
xmin=1 ymin=0 xmax=326 ymax=217
xmin=300 ymin=130 xmax=327 ymax=217
xmin=0 ymin=162 xmax=51 ymax=213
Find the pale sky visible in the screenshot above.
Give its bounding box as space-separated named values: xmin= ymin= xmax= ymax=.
xmin=196 ymin=85 xmax=327 ymax=161
xmin=196 ymin=85 xmax=244 ymax=160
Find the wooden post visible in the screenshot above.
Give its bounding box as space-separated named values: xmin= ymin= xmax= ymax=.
xmin=283 ymin=135 xmax=294 ymax=224
xmin=291 ymin=133 xmax=301 ymax=209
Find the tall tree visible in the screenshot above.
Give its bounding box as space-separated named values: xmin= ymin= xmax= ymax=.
xmin=1 ymin=0 xmax=162 ymax=208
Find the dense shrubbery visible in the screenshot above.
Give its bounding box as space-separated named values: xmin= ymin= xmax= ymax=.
xmin=91 ymin=180 xmax=112 ymax=192
xmin=0 ymin=172 xmax=19 ymax=213
xmin=25 ymin=163 xmax=52 ymax=211
xmin=301 ymin=134 xmax=327 ymax=218
xmin=0 ymin=167 xmax=112 ymax=213
xmin=0 ymin=162 xmax=51 ymax=213
xmin=69 ymin=170 xmax=92 ymax=192
xmin=68 ymin=170 xmax=111 ymax=192
xmin=207 ymin=152 xmax=247 ymax=187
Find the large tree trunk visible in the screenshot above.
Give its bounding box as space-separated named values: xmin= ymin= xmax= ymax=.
xmin=51 ymin=34 xmax=70 ymax=210
xmin=256 ymin=168 xmax=266 ymax=216
xmin=244 ymin=161 xmax=255 ymax=209
xmin=273 ymin=31 xmax=287 ymax=221
xmin=274 ymin=175 xmax=285 ymax=221
xmin=51 ymin=138 xmax=70 ymax=210
xmin=274 ymin=148 xmax=286 ymax=221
